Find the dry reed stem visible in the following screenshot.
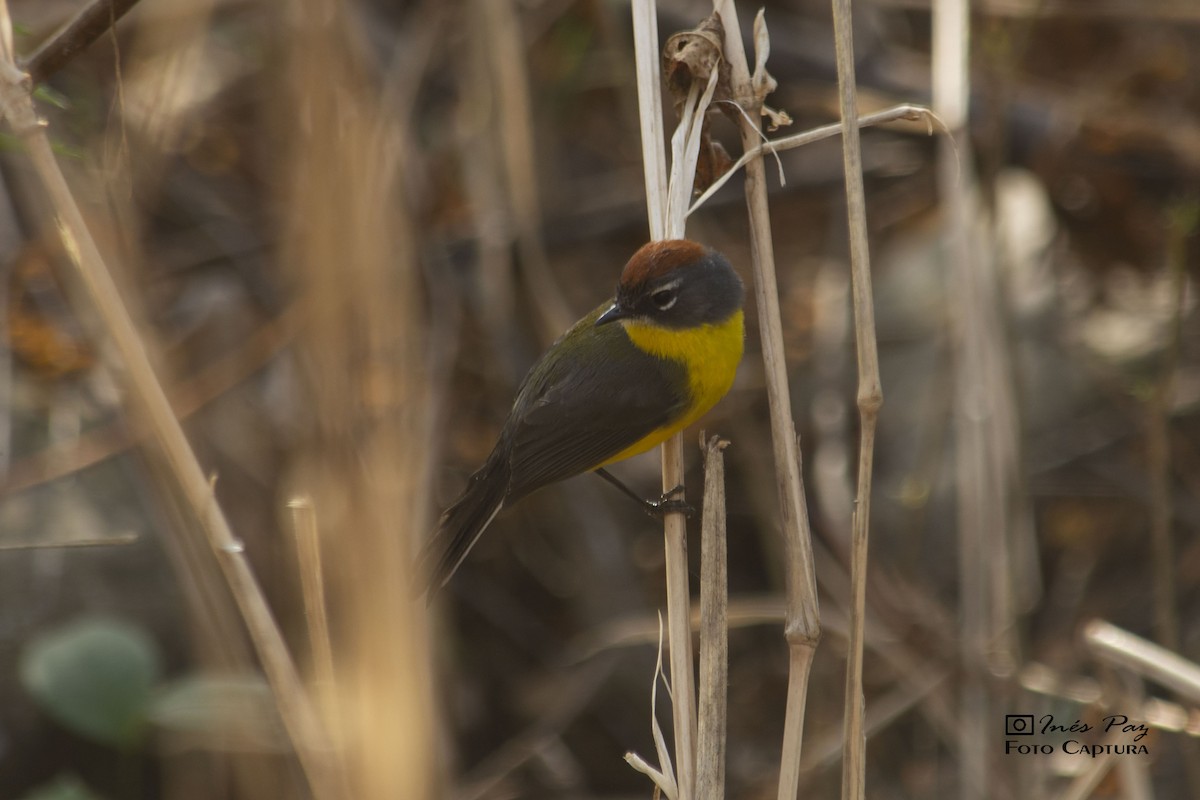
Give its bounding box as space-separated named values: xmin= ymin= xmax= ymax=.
xmin=288 ymin=497 xmax=337 ymax=716
xmin=688 ymin=104 xmax=941 ymax=215
xmin=827 ymin=0 xmax=884 ymax=796
xmin=1085 ymin=621 xmax=1200 ymax=702
xmin=279 ymin=0 xmax=434 ymax=796
xmin=697 ymin=435 xmax=730 ymax=800
xmin=630 ymin=2 xmax=696 ymax=795
xmin=21 ymin=0 xmax=143 ymax=84
xmin=0 ymin=12 xmax=337 ymax=800
xmin=708 ymin=4 xmax=822 ymax=798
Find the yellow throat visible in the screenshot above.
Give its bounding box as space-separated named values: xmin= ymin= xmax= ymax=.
xmin=600 ymin=309 xmax=744 ymax=465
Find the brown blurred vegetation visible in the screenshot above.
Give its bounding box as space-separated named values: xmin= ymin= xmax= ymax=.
xmin=0 ymin=0 xmax=1198 ymax=798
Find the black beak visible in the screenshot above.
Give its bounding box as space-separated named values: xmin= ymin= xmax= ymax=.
xmin=595 ymin=302 xmax=625 ymax=326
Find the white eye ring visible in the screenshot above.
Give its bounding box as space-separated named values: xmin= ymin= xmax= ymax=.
xmin=651 ymin=289 xmax=677 ymax=310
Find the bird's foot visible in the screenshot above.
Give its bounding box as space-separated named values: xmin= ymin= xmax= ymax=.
xmin=643 ymin=484 xmax=695 ymax=518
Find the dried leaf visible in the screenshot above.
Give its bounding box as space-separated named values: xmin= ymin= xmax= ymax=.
xmin=751 ymin=9 xmax=774 ymax=99
xmin=750 ymin=9 xmax=792 ymax=132
xmin=693 ymin=138 xmax=734 ymax=195
xmin=762 ymin=105 xmax=793 ymax=133
xmin=662 ymin=12 xmax=732 ymax=112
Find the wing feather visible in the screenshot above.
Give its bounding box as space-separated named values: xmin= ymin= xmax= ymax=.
xmin=502 ymin=310 xmax=688 ymax=501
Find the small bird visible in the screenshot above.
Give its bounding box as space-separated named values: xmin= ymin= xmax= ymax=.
xmin=420 ymin=239 xmax=745 ymax=594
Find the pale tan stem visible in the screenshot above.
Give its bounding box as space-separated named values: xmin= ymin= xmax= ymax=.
xmin=697 ymin=436 xmax=730 ymax=800
xmin=631 ymin=2 xmax=698 ymax=796
xmin=711 ymin=5 xmax=822 ymax=800
xmin=828 ymin=0 xmax=884 ymax=798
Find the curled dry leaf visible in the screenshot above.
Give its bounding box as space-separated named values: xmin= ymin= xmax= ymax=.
xmin=751 ymin=9 xmax=792 ymax=132
xmin=694 ymin=137 xmax=734 ymax=196
xmin=663 ymin=12 xmax=735 ymax=195
xmin=663 ymin=11 xmax=732 ymax=111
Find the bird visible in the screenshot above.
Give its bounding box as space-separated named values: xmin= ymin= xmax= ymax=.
xmin=419 ymin=239 xmax=745 ymax=594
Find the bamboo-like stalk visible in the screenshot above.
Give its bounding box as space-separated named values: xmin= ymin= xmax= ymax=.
xmin=697 ymin=435 xmax=730 ymax=800
xmin=827 ymin=0 xmax=884 ymax=797
xmin=710 ymin=5 xmax=823 ymax=798
xmin=0 ymin=10 xmax=336 ymax=800
xmin=630 ymin=2 xmax=696 ymax=796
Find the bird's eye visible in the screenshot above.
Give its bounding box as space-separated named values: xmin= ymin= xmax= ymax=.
xmin=651 ymin=288 xmax=677 ymax=310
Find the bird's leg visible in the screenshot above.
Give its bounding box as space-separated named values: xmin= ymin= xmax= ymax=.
xmin=593 ymin=468 xmax=696 ymax=518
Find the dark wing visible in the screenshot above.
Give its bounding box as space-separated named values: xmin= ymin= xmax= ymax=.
xmin=501 ymin=310 xmax=689 ymax=501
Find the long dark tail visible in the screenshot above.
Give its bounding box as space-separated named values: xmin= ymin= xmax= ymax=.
xmin=418 ymin=455 xmax=510 ymax=598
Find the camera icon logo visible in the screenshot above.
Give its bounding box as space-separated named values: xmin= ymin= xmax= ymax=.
xmin=1006 ymin=714 xmax=1035 ymax=736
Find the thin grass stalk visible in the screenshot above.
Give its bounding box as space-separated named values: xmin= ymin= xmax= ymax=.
xmin=630 ymin=2 xmax=697 ymax=795
xmin=1085 ymin=621 xmax=1200 ymax=702
xmin=826 ymin=0 xmax=884 ymax=796
xmin=0 ymin=15 xmax=337 ymax=800
xmin=688 ymin=104 xmax=939 ymax=216
xmin=289 ymin=497 xmax=337 ymax=717
xmin=710 ymin=5 xmax=822 ymax=798
xmin=697 ymin=436 xmax=730 ymax=800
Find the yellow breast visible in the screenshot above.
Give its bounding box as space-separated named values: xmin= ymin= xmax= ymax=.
xmin=599 ymin=310 xmax=743 ymax=465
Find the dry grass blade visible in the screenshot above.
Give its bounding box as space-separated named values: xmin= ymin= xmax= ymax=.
xmin=631 ymin=0 xmax=668 ymax=241
xmin=0 ymin=9 xmax=337 ymax=799
xmin=625 ymin=616 xmax=680 ymax=800
xmin=697 ymin=435 xmax=730 ymax=800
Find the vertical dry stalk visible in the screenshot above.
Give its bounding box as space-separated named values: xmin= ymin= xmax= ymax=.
xmin=0 ymin=8 xmax=338 ymax=800
xmin=697 ymin=435 xmax=730 ymax=800
xmin=289 ymin=497 xmax=337 ymax=716
xmin=827 ymin=0 xmax=884 ymax=797
xmin=278 ymin=0 xmax=434 ymax=797
xmin=630 ymin=2 xmax=697 ymax=796
xmin=709 ymin=4 xmax=823 ymax=798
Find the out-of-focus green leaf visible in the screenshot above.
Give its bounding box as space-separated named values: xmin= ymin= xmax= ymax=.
xmin=19 ymin=618 xmax=162 ymax=749
xmin=34 ymin=85 xmax=71 ymax=110
xmin=19 ymin=775 xmax=104 ymax=800
xmin=149 ymin=674 xmax=288 ymax=752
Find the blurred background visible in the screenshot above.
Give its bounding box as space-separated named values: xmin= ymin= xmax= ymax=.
xmin=0 ymin=0 xmax=1198 ymax=798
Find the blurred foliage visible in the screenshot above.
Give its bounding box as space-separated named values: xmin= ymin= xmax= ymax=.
xmin=19 ymin=775 xmax=106 ymax=800
xmin=19 ymin=618 xmax=161 ymax=750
